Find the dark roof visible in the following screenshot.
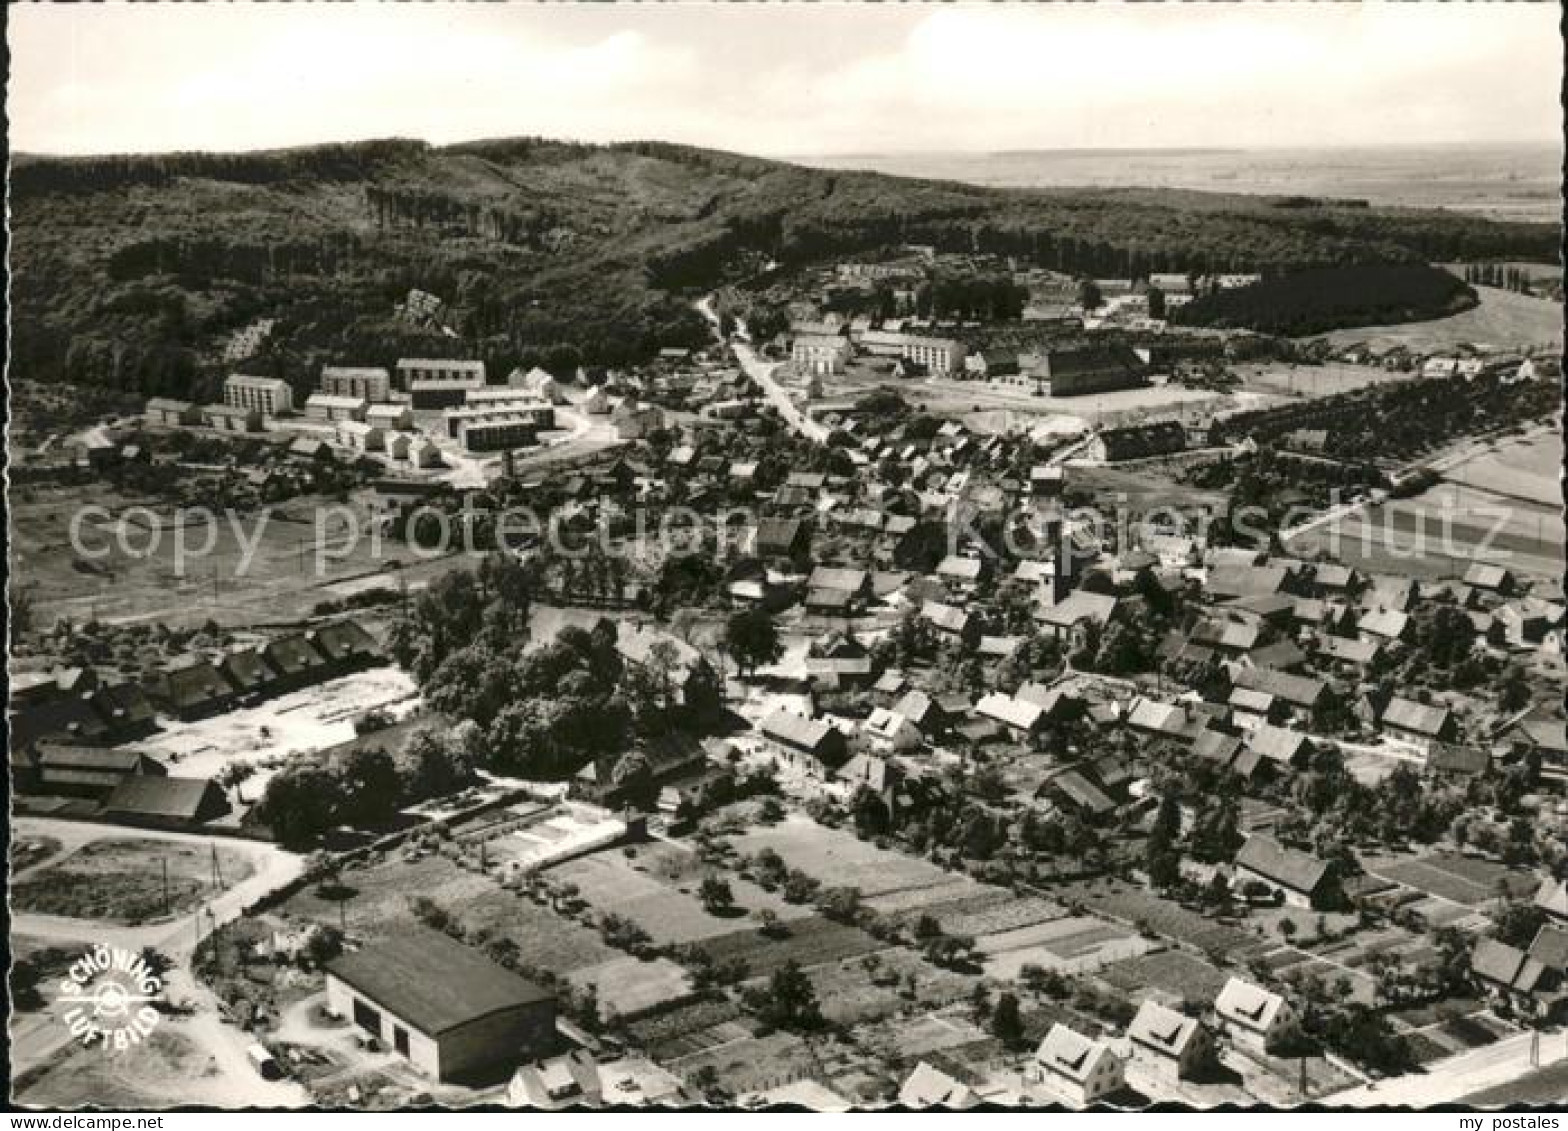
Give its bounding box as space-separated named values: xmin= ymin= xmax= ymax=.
xmin=264 ymin=634 xmax=329 ymax=676
xmin=36 ymin=742 xmax=161 ymax=774
xmin=1427 ymin=743 xmax=1490 ymax=777
xmin=89 ymin=682 xmax=157 ymax=729
xmin=1471 ymin=937 xmax=1547 ymax=994
xmin=1051 ymin=770 xmax=1115 ymax=816
xmin=160 ymin=662 xmax=235 ymax=709
xmin=10 ymin=697 xmax=112 ymax=748
xmin=1235 ymin=666 xmax=1324 ymax=709
xmin=220 ymin=649 xmax=279 ymax=693
xmin=104 ymin=776 xmax=224 ymax=821
xmin=311 ymin=621 xmax=381 ymax=664
xmin=326 ymin=927 xmax=552 ymax=1036
xmin=1236 ymin=835 xmax=1330 ymax=896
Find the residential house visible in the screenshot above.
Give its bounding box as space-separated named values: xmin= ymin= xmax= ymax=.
xmin=1038 ymin=590 xmax=1118 ymax=647
xmin=507 ymin=1049 xmax=602 ymax=1109
xmin=224 ymin=374 xmax=295 ymax=416
xmin=1379 ymin=697 xmax=1458 ymax=752
xmin=1127 ymin=1001 xmax=1213 ymax=1082
xmin=1234 ymin=835 xmax=1337 ymax=908
xmin=102 ymin=776 xmax=230 ymax=830
xmin=1471 ymin=937 xmax=1563 ymax=1022
xmin=27 ymin=742 xmax=167 ymax=798
xmin=1213 ymin=978 xmax=1297 ymax=1053
xmin=975 ymin=692 xmax=1046 ymax=740
xmin=760 ymin=709 xmax=848 ymax=774
xmin=146 ymin=660 xmax=236 ymax=720
xmin=1033 ymin=1023 xmax=1125 ymax=1108
xmin=321 ymin=366 xmax=392 ymax=402
xmin=145 ymin=398 xmax=201 ymax=427
xmin=898 ymin=1062 xmax=978 ymax=1110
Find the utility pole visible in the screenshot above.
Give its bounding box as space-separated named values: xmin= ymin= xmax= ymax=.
xmin=210 ymin=842 xmax=224 ymax=889
xmin=161 ymin=857 xmax=171 ymax=916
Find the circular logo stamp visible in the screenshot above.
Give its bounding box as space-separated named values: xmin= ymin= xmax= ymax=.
xmin=57 ymin=943 xmax=164 ymax=1053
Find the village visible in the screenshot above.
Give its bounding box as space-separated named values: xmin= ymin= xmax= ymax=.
xmin=8 ymin=236 xmax=1567 ymax=1113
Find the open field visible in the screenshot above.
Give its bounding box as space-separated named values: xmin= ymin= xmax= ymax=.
xmin=625 ymin=998 xmax=755 ymax=1062
xmin=663 ymin=1029 xmax=813 ymax=1095
xmin=551 ymin=843 xmax=815 ymax=946
xmin=1099 ymin=948 xmax=1232 ymax=1005
xmin=10 ymin=484 xmax=478 ymax=630
xmin=1362 ymin=852 xmax=1541 ymax=907
xmin=1442 ymin=428 xmax=1562 ymax=507
xmin=568 ymin=956 xmax=694 ymax=1020
xmin=1311 ymin=284 xmax=1563 ymax=354
xmin=1291 ymin=484 xmax=1562 ymax=581
xmin=12 ymin=837 xmax=255 ymax=924
xmin=730 ymin=815 xmax=961 ymax=898
xmin=695 ymin=916 xmax=886 ymax=978
xmin=1233 ymin=360 xmax=1419 ymax=398
xmin=802 ymin=950 xmax=975 ymax=1026
xmin=977 ymin=915 xmax=1149 ymax=979
xmin=1054 ymin=877 xmax=1257 ymax=955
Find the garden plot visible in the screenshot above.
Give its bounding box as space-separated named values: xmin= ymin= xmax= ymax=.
xmin=1099 ymin=949 xmax=1232 ymax=1005
xmin=13 ymin=837 xmax=256 ymax=924
xmin=977 ymin=915 xmax=1150 ymax=980
xmin=886 ymin=1013 xmax=991 ymax=1060
xmin=1056 ymin=877 xmax=1256 ymax=954
xmin=568 ymin=956 xmax=695 ymax=1020
xmin=626 ymin=999 xmax=755 ymax=1062
xmin=695 ymin=916 xmax=886 ymax=978
xmin=664 ymin=1030 xmax=814 ymax=1096
xmin=800 ymin=950 xmax=976 ymax=1027
xmin=730 ymin=815 xmax=954 ymax=898
xmin=1365 ymin=852 xmax=1540 ymax=906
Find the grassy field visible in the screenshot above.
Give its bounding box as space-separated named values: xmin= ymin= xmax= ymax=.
xmin=11 ymin=483 xmax=476 ymax=631
xmin=13 ymin=838 xmax=255 ymax=924
xmin=730 ymin=815 xmax=964 ymax=898
xmin=1363 ymin=852 xmax=1542 ymax=907
xmin=1233 ymin=360 xmax=1419 ymax=398
xmin=801 ymin=950 xmax=974 ymax=1026
xmin=567 ymin=955 xmax=694 ymax=1020
xmin=1312 ymin=284 xmax=1563 ymax=353
xmin=696 ymin=916 xmax=886 ymax=978
xmin=1099 ymin=948 xmax=1232 ymax=1005
xmin=1055 ymin=877 xmax=1257 ymax=956
xmin=1443 ymin=428 xmax=1563 ymax=507
xmin=12 ymin=834 xmax=63 ymax=874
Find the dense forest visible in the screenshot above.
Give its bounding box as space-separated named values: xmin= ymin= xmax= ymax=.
xmin=10 ymin=137 xmax=1558 ymax=400
xmin=1173 ymin=264 xmax=1478 ymax=337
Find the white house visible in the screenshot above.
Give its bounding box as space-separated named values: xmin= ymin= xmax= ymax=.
xmin=1033 ymin=1023 xmax=1124 ymax=1108
xmin=1214 ymin=977 xmax=1297 ymax=1054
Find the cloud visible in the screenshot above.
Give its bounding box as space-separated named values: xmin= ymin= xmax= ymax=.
xmin=6 ymin=2 xmax=1560 ymax=155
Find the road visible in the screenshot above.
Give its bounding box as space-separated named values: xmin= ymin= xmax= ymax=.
xmin=1325 ymin=1028 xmax=1568 ymax=1107
xmin=12 ymin=818 xmax=310 ymax=1107
xmin=695 ymin=295 xmax=828 ymax=445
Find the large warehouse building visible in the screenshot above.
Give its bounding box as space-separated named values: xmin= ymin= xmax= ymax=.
xmin=1035 ymin=344 xmax=1149 ymax=396
xmin=325 ymin=928 xmax=557 ymax=1082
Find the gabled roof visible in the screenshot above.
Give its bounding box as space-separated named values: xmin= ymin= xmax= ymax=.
xmin=104 ymin=776 xmax=224 ymax=821
xmin=1529 ymin=924 xmax=1568 ymax=970
xmin=1245 ymin=724 xmax=1311 ymax=766
xmin=1233 ymin=666 xmax=1324 ymax=710
xmin=312 ymin=621 xmax=381 ymax=664
xmin=1208 ymin=563 xmax=1289 ymax=599
xmin=1426 ymin=743 xmax=1490 ymax=777
xmin=1050 ymin=770 xmax=1115 ymax=816
xmin=1035 ymin=1023 xmax=1116 ymax=1084
xmin=976 ymin=692 xmax=1044 ymax=732
xmin=1041 ymin=589 xmax=1118 ymax=630
xmin=1215 ymin=977 xmax=1289 ymax=1033
xmin=1126 ymin=697 xmax=1188 ymax=737
xmin=936 ymin=555 xmax=984 ymax=581
xmin=892 ymin=689 xmax=936 ymax=728
xmin=160 ymin=661 xmax=236 ymax=708
xmin=1236 ymin=835 xmax=1329 ymax=895
xmin=920 ymin=600 xmax=970 ymax=634
xmin=898 ymin=1062 xmax=977 ymax=1109
xmin=1471 ymin=937 xmax=1547 ymax=995
xmin=219 ymin=649 xmax=279 ymax=693
xmin=326 ymin=928 xmax=551 ymax=1037
xmin=761 ymin=709 xmax=839 ymax=753
xmin=1381 ymin=697 xmax=1452 ymax=738
xmin=1536 ymin=878 xmax=1568 ymax=920
xmin=263 ymin=634 xmax=328 ymax=677
xmin=807 ymin=566 xmax=869 ymax=593
xmin=1128 ymin=1001 xmax=1205 ymax=1059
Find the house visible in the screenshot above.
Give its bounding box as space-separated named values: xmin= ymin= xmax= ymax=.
xmin=147 ymin=661 xmax=237 ymax=720
xmin=935 ymin=555 xmax=986 ymax=592
xmin=224 ymin=374 xmax=295 ymax=416
xmin=891 ymin=690 xmax=940 ymax=732
xmin=336 ymin=420 xmax=385 ymax=452
xmin=898 ymin=1061 xmax=978 ymax=1109
xmin=898 ymin=336 xmax=966 ymax=376
xmin=321 ymin=366 xmax=392 ymax=403
xmin=792 ymin=334 xmax=852 ymax=376
xmin=1213 ymin=977 xmax=1297 ymax=1053
xmin=1535 ymin=878 xmax=1568 ymax=923
xmin=1033 ymin=1023 xmax=1125 ymax=1108
xmin=834 ymin=752 xmax=905 ymax=825
xmin=326 ymin=928 xmax=556 ymax=1082
xmin=862 ymin=708 xmax=922 ymax=753
xmin=508 ymin=366 xmax=569 ymax=404
xmin=396 ymin=358 xmax=486 ymax=396
xmin=365 ymin=403 xmax=414 ymax=431
xmin=262 ymin=634 xmax=332 ymax=693
xmin=975 ymin=692 xmax=1046 ymax=739
xmin=1039 ymin=590 xmax=1118 ymax=646
xmin=920 ymin=600 xmax=971 ymax=638
xmin=806 ymin=566 xmax=870 ymax=610
xmin=1463 ymin=563 xmax=1517 ymax=595
xmin=966 ymin=348 xmax=1020 ymax=379
xmin=611 ymin=399 xmax=665 ymax=440
xmin=1232 ymin=666 xmax=1325 ymax=715
xmin=1470 ymin=937 xmax=1563 ymax=1022
xmin=1495 ymin=715 xmax=1568 ymax=768
xmin=615 ymin=624 xmax=713 ymax=708
xmin=101 ymin=776 xmax=230 ymax=829
xmin=1087 ymin=421 xmax=1184 ymax=463
xmin=1193 ymin=728 xmax=1265 ymax=781
xmin=88 ymin=682 xmax=158 ymax=739
xmin=1035 ymin=344 xmax=1148 ymax=397
xmin=1208 ymin=563 xmax=1291 ymax=601
xmin=759 ymin=709 xmax=847 ymax=772
xmin=1127 ymin=1001 xmax=1213 ymax=1082
xmin=201 ymin=404 xmax=263 ymax=433
xmin=1046 ymin=769 xmax=1117 ymax=818
xmin=29 ymin=742 xmax=167 ymax=797
xmin=657 ymin=765 xmax=732 ymax=825
xmin=312 ymin=621 xmax=383 ymax=673
xmin=145 ymin=397 xmax=201 ymax=427
xmin=1234 ymin=835 xmax=1337 ymax=908
xmin=219 ymin=649 xmax=280 ymax=702
xmin=1379 ymin=697 xmax=1457 ymax=752
xmin=1125 ymin=697 xmax=1193 ymax=743
xmin=507 ymin=1049 xmax=602 ymax=1109
xmin=1357 ymin=608 xmax=1410 ymax=644
xmin=1244 ymin=724 xmax=1314 ymax=771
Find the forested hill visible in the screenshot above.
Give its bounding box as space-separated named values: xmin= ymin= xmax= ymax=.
xmin=11 ymin=136 xmax=1559 ymax=401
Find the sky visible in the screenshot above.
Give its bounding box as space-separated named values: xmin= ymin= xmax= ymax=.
xmin=8 ymin=3 xmax=1563 ymax=157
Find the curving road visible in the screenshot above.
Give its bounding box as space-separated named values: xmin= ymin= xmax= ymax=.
xmin=695 ymin=296 xmax=828 ymax=445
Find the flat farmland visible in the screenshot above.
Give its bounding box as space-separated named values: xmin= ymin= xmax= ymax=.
xmin=1234 ymin=360 xmax=1417 ymax=398
xmin=1363 ymin=852 xmax=1541 ymax=907
xmin=10 ymin=485 xmax=474 ymax=630
xmin=977 ymin=915 xmax=1149 ymax=979
xmin=800 ymin=950 xmax=974 ymax=1026
xmin=12 ymin=837 xmax=256 ymax=924
xmin=1099 ymin=948 xmax=1232 ymax=1004
xmin=695 ymin=916 xmax=886 ymax=977
xmin=626 ymin=998 xmax=754 ymax=1062
xmin=552 ymin=850 xmax=810 ymax=946
xmin=568 ymin=956 xmax=694 ymax=1020
xmin=1442 ymin=428 xmax=1563 ymax=507
xmin=663 ymin=1030 xmax=813 ymax=1095
xmin=1055 ymin=877 xmax=1257 ymax=955
xmin=731 ymin=816 xmax=958 ymax=898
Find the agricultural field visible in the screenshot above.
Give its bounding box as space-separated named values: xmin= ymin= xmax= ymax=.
xmin=800 ymin=949 xmax=975 ymax=1027
xmin=1442 ymin=427 xmax=1563 ymax=507
xmin=1099 ymin=948 xmax=1232 ymax=1006
xmin=976 ymin=915 xmax=1149 ymax=980
xmin=661 ymin=1029 xmax=814 ymax=1096
xmin=695 ymin=916 xmax=885 ymax=978
xmin=567 ymin=956 xmax=694 ymax=1020
xmin=625 ymin=998 xmax=755 ymax=1062
xmin=1233 ymin=360 xmax=1420 ymax=399
xmin=1312 ymin=283 xmax=1563 ymax=354
xmin=1361 ymin=852 xmax=1542 ymax=908
xmin=9 ymin=482 xmax=475 ymax=631
xmin=552 ymin=843 xmax=814 ymax=946
xmin=1054 ymin=877 xmax=1257 ymax=956
xmin=12 ymin=837 xmax=256 ymax=924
